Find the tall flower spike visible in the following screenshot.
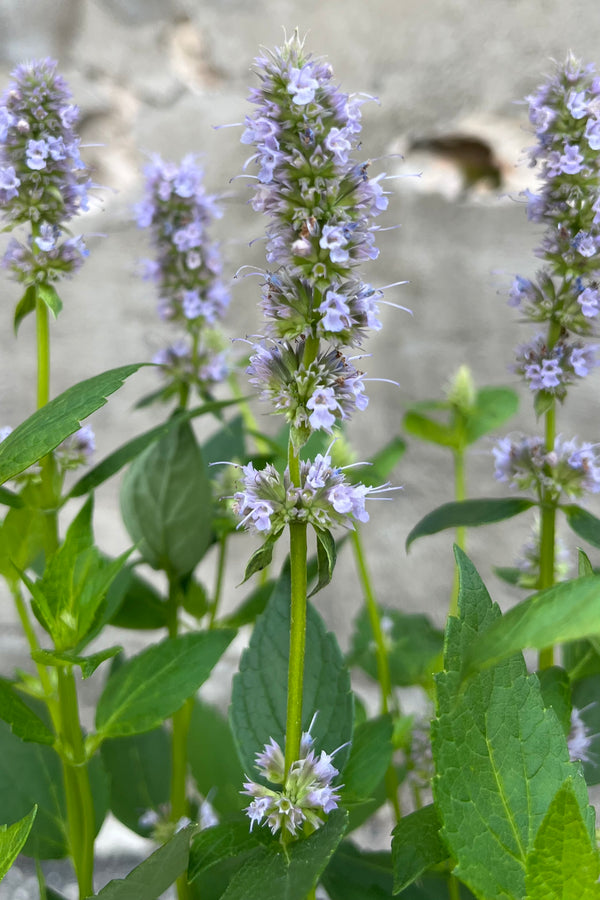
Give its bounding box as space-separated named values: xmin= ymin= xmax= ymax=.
xmin=136 ymin=153 xmax=231 ymax=400
xmin=0 ymin=59 xmax=91 ymax=287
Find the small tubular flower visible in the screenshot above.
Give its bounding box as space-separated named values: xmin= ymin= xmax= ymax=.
xmin=492 ymin=434 xmax=600 ymax=499
xmin=513 ymin=333 xmax=599 ymax=397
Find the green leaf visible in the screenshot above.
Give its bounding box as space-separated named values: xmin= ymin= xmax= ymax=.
xmin=524 ymin=780 xmax=600 ymax=900
xmin=563 ymin=504 xmax=600 ymax=549
xmin=406 ymin=498 xmax=536 ymax=549
xmin=242 ymin=533 xmax=280 ymax=583
xmin=309 ymin=528 xmax=336 ymax=597
xmin=89 ymin=824 xmax=193 ymax=899
xmin=350 ymin=437 xmax=406 ymax=487
xmin=67 ymin=399 xmax=240 ymax=499
xmin=37 ymin=282 xmax=63 ymax=318
xmin=31 ymin=646 xmax=122 ymax=679
xmin=106 ymin=566 xmax=168 ymax=631
xmin=21 ymin=497 xmax=132 ymax=651
xmin=0 ymin=484 xmax=49 ymax=581
xmin=96 ymin=630 xmax=235 ymax=739
xmin=0 ymin=485 xmax=24 ymax=508
xmin=202 ymin=415 xmax=246 ymax=465
xmin=0 ymin=806 xmax=37 ymax=882
xmin=321 ymin=841 xmax=394 ymax=900
xmin=534 ymin=390 xmax=555 ymax=418
xmin=219 ymin=809 xmax=348 ymax=900
xmin=101 ymin=727 xmax=171 ymax=836
xmin=120 ymin=420 xmax=213 ymax=576
xmin=537 ymin=666 xmax=571 ymax=736
xmin=0 ymin=364 xmax=144 ymax=485
xmin=462 ymin=574 xmax=600 ymax=677
xmin=231 ymin=562 xmax=353 ymax=778
xmin=0 ymin=678 xmax=54 ymax=744
xmin=432 ymin=548 xmax=594 ymax=900
xmin=465 ymin=386 xmax=519 ymax=443
xmin=348 ymin=608 xmax=443 ymax=688
xmin=493 ymin=566 xmax=522 ymax=586
xmin=13 ymin=284 xmax=37 ymax=333
xmin=187 ymin=701 xmax=245 ymax=816
xmin=189 ymin=820 xmax=264 ymax=882
xmin=578 ymin=549 xmax=595 ymax=576
xmin=341 ymin=715 xmax=393 ymax=804
xmin=391 ymin=804 xmax=447 ymax=893
xmin=403 ymin=411 xmax=456 ymax=448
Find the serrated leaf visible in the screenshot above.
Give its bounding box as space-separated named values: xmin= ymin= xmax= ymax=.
xmin=13 ymin=284 xmax=37 ymax=334
xmin=0 ymin=364 xmax=144 ymax=485
xmin=231 ymin=562 xmax=353 ymax=778
xmin=403 ymin=411 xmax=457 ymax=448
xmin=0 ymin=678 xmax=54 ymax=744
xmin=309 ymin=528 xmax=336 ymax=597
xmin=433 ymin=548 xmax=595 ymax=900
xmin=321 ymin=841 xmax=394 ymax=900
xmin=391 ymin=804 xmax=447 ymax=893
xmin=67 ymin=399 xmax=240 ymax=499
xmin=563 ymin=505 xmax=600 ymax=549
xmin=100 ymin=727 xmax=171 ymax=836
xmin=120 ymin=420 xmax=213 ymax=577
xmin=187 ymin=701 xmax=245 ymax=816
xmin=89 ymin=824 xmax=193 ymax=899
xmin=462 ymin=574 xmax=600 ymax=677
xmin=220 ymin=809 xmax=348 ymax=900
xmin=341 ymin=715 xmax=393 ymax=804
xmin=31 ymin=646 xmax=122 ymax=679
xmin=406 ymin=498 xmax=535 ymax=549
xmin=0 ymin=806 xmax=37 ymax=882
xmin=96 ymin=630 xmax=234 ymax=739
xmin=524 ymin=780 xmax=600 ymax=900
xmin=465 ymin=387 xmax=519 ymax=443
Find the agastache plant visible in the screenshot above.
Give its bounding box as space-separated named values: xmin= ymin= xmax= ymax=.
xmin=136 ymin=152 xmax=230 ymax=407
xmin=232 ymin=31 xmax=399 ymax=818
xmin=493 ymin=55 xmax=600 ymax=664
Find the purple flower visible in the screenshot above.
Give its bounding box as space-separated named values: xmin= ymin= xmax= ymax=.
xmin=25 ymin=138 xmax=49 ymax=170
xmin=0 ymin=165 xmax=20 ymax=202
xmin=287 ymin=66 xmax=320 ymax=105
xmin=577 ymin=286 xmax=600 ymax=317
xmin=585 ymin=117 xmax=600 ymax=150
xmin=573 ymin=230 xmax=597 ymax=257
xmin=559 ymin=143 xmax=584 ymax=175
xmin=493 ymin=434 xmax=600 ymax=499
xmin=566 ymin=89 xmax=588 ymax=119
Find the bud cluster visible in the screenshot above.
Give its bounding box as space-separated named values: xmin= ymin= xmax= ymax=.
xmin=242 ymin=723 xmax=342 ymax=837
xmin=136 ymin=153 xmax=230 ymax=399
xmin=0 ymin=59 xmax=91 ymax=286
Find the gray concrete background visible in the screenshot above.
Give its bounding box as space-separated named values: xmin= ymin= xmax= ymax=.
xmin=2 ymin=0 xmax=600 ymax=893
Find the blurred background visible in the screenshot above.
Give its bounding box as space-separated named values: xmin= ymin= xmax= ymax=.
xmin=2 ymin=0 xmax=600 ymax=893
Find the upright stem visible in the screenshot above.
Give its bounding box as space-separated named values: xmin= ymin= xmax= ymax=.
xmin=167 ymin=577 xmax=192 ymax=900
xmin=36 ymin=298 xmax=51 ymax=409
xmin=285 ymin=518 xmax=308 ymax=774
xmin=449 ymin=447 xmax=467 ymax=619
xmin=209 ymin=535 xmax=227 ymax=628
xmin=56 ymin=667 xmax=95 ymax=900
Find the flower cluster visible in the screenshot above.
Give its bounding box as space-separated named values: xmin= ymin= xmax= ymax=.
xmin=242 ymin=32 xmax=390 ymax=344
xmin=0 ymin=59 xmax=91 ymax=286
xmin=232 ymin=452 xmax=389 ymax=535
xmin=513 ymin=333 xmax=598 ymax=398
xmin=242 ymin=723 xmax=342 ymax=837
xmin=492 ymin=434 xmax=600 ymax=499
xmin=247 ymin=339 xmax=368 ymax=447
xmin=136 ymin=153 xmax=230 ymax=400
xmin=514 ymin=517 xmax=571 ymax=588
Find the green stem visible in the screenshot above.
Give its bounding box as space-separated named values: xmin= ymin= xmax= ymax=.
xmin=11 ymin=585 xmax=60 ymax=727
xmin=449 ymin=447 xmax=467 ymax=619
xmin=36 ymin=296 xmax=50 ymax=410
xmin=449 ymin=873 xmax=461 ymax=900
xmin=167 ymin=577 xmax=193 ymax=900
xmin=209 ymin=535 xmax=227 ymax=628
xmin=56 ymin=666 xmax=95 ymax=900
xmin=539 ymin=327 xmax=558 ymax=668
xmin=285 ymin=519 xmax=308 ymax=774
